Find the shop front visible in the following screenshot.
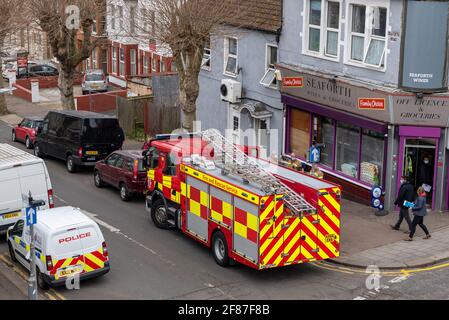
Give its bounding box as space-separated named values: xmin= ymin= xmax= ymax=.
xmin=278 ymin=64 xmax=449 ymax=211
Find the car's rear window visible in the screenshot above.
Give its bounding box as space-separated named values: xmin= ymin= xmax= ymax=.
xmin=82 ymin=118 xmax=123 ymax=144
xmin=86 ymin=74 xmax=103 ymax=81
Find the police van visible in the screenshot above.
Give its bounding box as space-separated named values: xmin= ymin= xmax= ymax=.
xmin=7 ymin=206 xmax=110 ymax=289
xmin=0 ymin=143 xmax=53 ymax=233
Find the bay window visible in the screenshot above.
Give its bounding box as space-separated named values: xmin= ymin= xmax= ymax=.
xmin=130 ymin=49 xmax=137 ymax=75
xmin=119 ymin=48 xmax=125 ymax=76
xmin=348 ymin=3 xmax=387 ymax=68
xmin=143 ymin=56 xmax=148 ymax=74
xmin=111 ymin=48 xmax=117 ymax=74
xmin=304 ymin=0 xmax=340 ymax=59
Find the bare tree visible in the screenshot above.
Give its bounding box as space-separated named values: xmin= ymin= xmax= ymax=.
xmin=143 ymin=0 xmax=247 ymax=131
xmin=29 ymin=0 xmax=105 ymax=110
xmin=0 ymin=0 xmax=23 ymax=115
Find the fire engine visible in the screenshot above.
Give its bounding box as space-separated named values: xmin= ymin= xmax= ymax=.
xmin=143 ymin=129 xmax=341 ymax=270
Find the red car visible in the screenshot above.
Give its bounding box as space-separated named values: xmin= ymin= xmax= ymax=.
xmin=94 ymin=150 xmax=147 ymax=201
xmin=12 ymin=117 xmax=43 ymax=149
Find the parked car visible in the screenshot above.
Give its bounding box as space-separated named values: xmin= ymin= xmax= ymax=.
xmin=94 ymin=150 xmax=147 ymax=201
xmin=34 ymin=110 xmax=125 ymax=173
xmin=0 ymin=143 xmax=54 ymax=233
xmin=82 ymin=69 xmax=108 ymax=95
xmin=7 ymin=206 xmax=110 ymax=289
xmin=16 ymin=64 xmax=58 ymax=79
xmin=12 ymin=117 xmax=43 ymax=149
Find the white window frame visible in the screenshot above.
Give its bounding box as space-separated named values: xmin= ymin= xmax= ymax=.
xmin=260 ymin=44 xmax=278 ymax=89
xmin=143 ymin=55 xmax=148 ymax=74
xmin=130 ymin=49 xmax=137 ymax=75
xmin=112 ymin=48 xmax=117 ymax=74
xmin=202 ymin=39 xmax=211 ymax=71
xmin=344 ymin=0 xmax=389 ymax=71
xmin=160 ymin=59 xmax=165 ymax=73
xmin=303 ymin=0 xmax=342 ymax=62
xmin=223 ymin=37 xmax=238 ymax=77
xmin=151 ymin=54 xmax=157 ymax=72
xmin=119 ymin=48 xmax=125 ymax=76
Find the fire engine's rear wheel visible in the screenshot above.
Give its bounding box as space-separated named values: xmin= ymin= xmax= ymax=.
xmin=212 ymin=232 xmax=230 ymax=267
xmin=37 ymin=268 xmax=50 ymax=291
xmin=151 ymin=199 xmax=170 ymax=229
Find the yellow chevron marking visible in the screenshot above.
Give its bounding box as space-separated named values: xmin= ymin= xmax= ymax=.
xmin=323 ymin=193 xmax=340 ymax=214
xmin=319 ymin=200 xmax=340 ymax=228
xmin=302 ymin=218 xmax=327 ymax=260
xmin=260 ymin=200 xmax=275 ymax=220
xmin=263 ymin=218 xmax=299 ymax=265
xmin=260 ymin=217 xmax=282 ymax=253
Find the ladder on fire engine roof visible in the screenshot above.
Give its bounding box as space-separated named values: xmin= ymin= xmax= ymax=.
xmin=201 ymin=129 xmax=317 ymax=216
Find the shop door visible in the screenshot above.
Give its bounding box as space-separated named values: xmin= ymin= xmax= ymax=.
xmin=402 ymin=138 xmax=436 ymax=205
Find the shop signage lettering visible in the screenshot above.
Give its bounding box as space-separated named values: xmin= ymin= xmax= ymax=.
xmin=283 ymin=77 xmax=303 ymax=87
xmin=306 ymin=78 xmax=351 ymax=97
xmin=358 ymin=98 xmax=385 ymax=110
xmin=393 ymin=96 xmax=449 ymax=126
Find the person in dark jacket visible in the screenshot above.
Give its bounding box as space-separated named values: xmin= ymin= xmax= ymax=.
xmin=391 ymin=175 xmax=414 ymax=233
xmin=404 ymin=187 xmax=431 ymax=241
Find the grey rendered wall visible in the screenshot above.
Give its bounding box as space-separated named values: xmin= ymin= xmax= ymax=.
xmin=197 ymin=27 xmax=284 ymax=155
xmin=280 ymin=0 xmax=403 ymax=87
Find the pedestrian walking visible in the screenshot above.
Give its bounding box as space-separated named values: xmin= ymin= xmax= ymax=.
xmin=404 ymin=187 xmax=431 ymax=241
xmin=391 ymin=175 xmax=414 ymax=233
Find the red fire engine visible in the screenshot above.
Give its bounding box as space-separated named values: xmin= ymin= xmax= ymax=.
xmin=143 ymin=130 xmax=341 ymax=270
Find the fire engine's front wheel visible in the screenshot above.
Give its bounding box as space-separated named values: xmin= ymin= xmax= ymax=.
xmin=212 ymin=232 xmax=230 ymax=267
xmin=151 ymin=199 xmax=170 ymax=229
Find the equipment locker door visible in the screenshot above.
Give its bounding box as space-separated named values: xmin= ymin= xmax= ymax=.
xmin=233 ymin=197 xmax=259 ymax=264
xmin=185 ymin=176 xmax=209 ymax=242
xmin=299 ymin=212 xmax=321 ymax=262
xmin=259 ymin=196 xmax=286 ymax=267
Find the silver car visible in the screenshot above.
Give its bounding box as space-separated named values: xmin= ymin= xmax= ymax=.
xmin=82 ymin=69 xmax=108 ymax=95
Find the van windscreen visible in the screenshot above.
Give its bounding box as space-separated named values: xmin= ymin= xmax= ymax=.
xmin=82 ymin=118 xmax=123 ymax=144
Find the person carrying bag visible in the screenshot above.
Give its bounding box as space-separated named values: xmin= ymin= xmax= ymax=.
xmin=404 ymin=186 xmax=431 ymax=241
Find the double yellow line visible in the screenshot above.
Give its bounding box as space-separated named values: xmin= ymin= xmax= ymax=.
xmin=0 ymin=254 xmax=66 ymax=300
xmin=312 ymin=259 xmax=449 ymax=277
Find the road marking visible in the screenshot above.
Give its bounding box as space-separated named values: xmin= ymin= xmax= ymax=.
xmin=80 ymin=209 xmax=177 ymax=267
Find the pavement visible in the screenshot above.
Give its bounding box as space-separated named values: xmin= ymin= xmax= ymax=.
xmin=332 ymin=200 xmax=449 ymax=269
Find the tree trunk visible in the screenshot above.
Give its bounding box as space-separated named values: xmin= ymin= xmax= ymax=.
xmin=178 ymin=52 xmax=201 ymax=132
xmin=0 ymin=39 xmax=9 ymax=116
xmin=59 ymin=67 xmax=76 ymax=110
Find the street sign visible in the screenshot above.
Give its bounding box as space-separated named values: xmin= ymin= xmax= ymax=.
xmin=25 ymin=207 xmax=37 ymax=226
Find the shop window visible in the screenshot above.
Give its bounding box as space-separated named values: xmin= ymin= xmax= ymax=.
xmin=316 ymin=117 xmax=334 ymax=167
xmin=290 ymin=109 xmax=311 ymax=159
xmin=336 ymin=122 xmax=360 ymax=179
xmin=361 ymin=129 xmax=384 ymax=186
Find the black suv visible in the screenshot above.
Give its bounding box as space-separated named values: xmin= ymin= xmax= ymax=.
xmin=17 ymin=64 xmax=59 ymax=79
xmin=34 ymin=111 xmax=125 ymax=173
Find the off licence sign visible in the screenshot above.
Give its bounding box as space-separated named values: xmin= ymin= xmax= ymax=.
xmin=283 ymin=77 xmax=304 ymax=88
xmin=358 ymin=98 xmax=385 ymax=110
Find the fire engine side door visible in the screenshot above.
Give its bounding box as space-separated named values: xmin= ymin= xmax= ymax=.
xmin=185 ymin=176 xmax=209 ymax=242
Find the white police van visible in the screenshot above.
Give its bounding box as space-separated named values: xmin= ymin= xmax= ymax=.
xmin=0 ymin=143 xmax=53 ymax=233
xmin=7 ymin=206 xmax=110 ymax=289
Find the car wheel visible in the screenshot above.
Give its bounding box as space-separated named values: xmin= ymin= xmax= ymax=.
xmin=212 ymin=231 xmax=230 ymax=267
xmin=25 ymin=136 xmax=32 ymax=149
xmin=8 ymin=241 xmax=17 ymax=262
xmin=94 ymin=170 xmax=104 ymax=188
xmin=151 ymin=199 xmax=170 ymax=229
xmin=119 ymin=183 xmax=131 ymax=201
xmin=36 ymin=268 xmax=50 ymax=291
xmin=66 ymin=156 xmax=77 ymax=173
xmin=11 ymin=130 xmax=16 ymax=142
xmin=34 ymin=144 xmax=45 ymax=158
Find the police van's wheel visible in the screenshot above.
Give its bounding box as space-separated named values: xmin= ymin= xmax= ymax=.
xmin=66 ymin=156 xmax=77 ymax=173
xmin=212 ymin=232 xmax=230 ymax=267
xmin=8 ymin=242 xmax=17 ymax=262
xmin=151 ymin=199 xmax=169 ymax=229
xmin=37 ymin=269 xmax=50 ymax=290
xmin=25 ymin=136 xmax=32 ymax=149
